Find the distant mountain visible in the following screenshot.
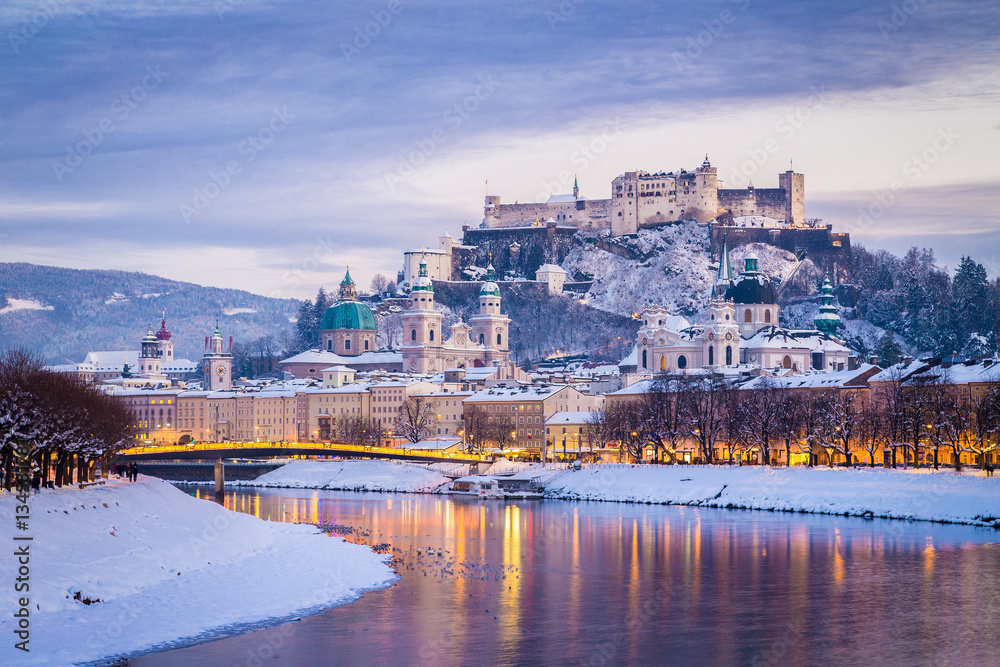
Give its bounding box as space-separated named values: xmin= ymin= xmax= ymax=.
xmin=0 ymin=263 xmax=300 ymax=364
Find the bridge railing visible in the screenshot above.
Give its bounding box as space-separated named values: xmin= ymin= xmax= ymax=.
xmin=119 ymin=441 xmax=490 ymax=462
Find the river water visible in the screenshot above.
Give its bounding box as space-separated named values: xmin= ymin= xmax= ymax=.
xmin=132 ymin=486 xmax=1000 ymax=666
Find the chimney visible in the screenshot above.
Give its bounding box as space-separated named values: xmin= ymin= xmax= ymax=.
xmin=902 ymin=355 xmax=913 ymax=365
xmin=868 ymin=355 xmax=879 ymax=367
xmin=848 ymin=355 xmax=859 ymax=371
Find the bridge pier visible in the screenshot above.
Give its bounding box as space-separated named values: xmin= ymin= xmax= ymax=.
xmin=214 ymin=459 xmax=224 ymax=496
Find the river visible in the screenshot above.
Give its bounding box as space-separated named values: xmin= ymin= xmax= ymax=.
xmin=131 ymin=486 xmax=1000 ymax=666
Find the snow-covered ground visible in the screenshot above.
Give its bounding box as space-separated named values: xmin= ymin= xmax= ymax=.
xmin=0 ymin=477 xmax=395 ymax=665
xmin=240 ymin=459 xmax=1000 ymax=526
xmin=245 ymin=459 xmax=450 ymax=492
xmin=543 ymin=465 xmax=1000 ymax=526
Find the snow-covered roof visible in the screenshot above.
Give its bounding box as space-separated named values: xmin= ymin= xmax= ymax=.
xmin=739 ymin=364 xmax=879 ymax=391
xmin=618 ymin=343 xmax=638 ymax=367
xmin=465 ymin=384 xmax=569 ymax=402
xmin=545 ymin=194 xmax=584 ymax=204
xmin=536 ymin=264 xmax=567 ymax=274
xmin=321 ymin=365 xmax=355 ymax=373
xmin=545 ymin=411 xmax=596 ymax=425
xmin=280 ymin=349 xmax=403 ymax=365
xmin=742 ymin=326 xmax=849 ymax=353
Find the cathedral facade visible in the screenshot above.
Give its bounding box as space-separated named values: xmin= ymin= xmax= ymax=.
xmin=401 ymin=257 xmax=511 ymax=373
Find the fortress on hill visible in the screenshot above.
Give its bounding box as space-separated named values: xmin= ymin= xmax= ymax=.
xmin=485 ymin=157 xmax=806 ymax=235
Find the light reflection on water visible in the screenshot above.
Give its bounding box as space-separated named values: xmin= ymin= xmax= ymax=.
xmin=132 ymin=487 xmax=1000 ymax=666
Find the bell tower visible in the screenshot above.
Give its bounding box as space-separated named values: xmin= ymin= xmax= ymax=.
xmin=203 ymin=319 xmax=232 ymax=391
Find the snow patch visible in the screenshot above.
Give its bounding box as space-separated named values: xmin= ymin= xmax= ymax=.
xmin=224 ymin=307 xmax=258 ymax=315
xmin=0 ymin=298 xmax=54 ymax=315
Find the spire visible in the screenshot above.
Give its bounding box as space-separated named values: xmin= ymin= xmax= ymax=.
xmin=814 ymin=277 xmax=841 ymax=335
xmin=573 ymin=175 xmax=579 ymax=199
xmin=339 ymin=264 xmax=357 ymax=301
xmin=341 ymin=265 xmax=355 ymax=286
xmin=155 ymin=311 xmax=172 ymax=341
xmin=716 ymin=234 xmax=733 ymax=286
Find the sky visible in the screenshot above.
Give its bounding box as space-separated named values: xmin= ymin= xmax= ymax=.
xmin=1 ymin=0 xmax=998 ymax=300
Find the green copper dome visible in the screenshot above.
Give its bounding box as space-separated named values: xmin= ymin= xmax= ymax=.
xmin=321 ymin=301 xmax=377 ymax=331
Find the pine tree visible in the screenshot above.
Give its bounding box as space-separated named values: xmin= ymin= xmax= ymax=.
xmin=951 ymin=256 xmax=990 ymax=353
xmin=875 ymin=330 xmax=902 ymax=367
xmin=294 ymin=298 xmax=315 ymax=351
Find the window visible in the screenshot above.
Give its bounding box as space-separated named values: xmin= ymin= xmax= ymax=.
xmin=345 ymin=339 xmax=351 ymax=350
xmin=327 ymin=340 xmax=332 ymax=351
xmin=429 ymin=329 xmax=435 ymax=341
xmin=726 ymin=346 xmax=732 ymax=365
xmin=479 ymin=333 xmax=485 ymax=345
xmin=364 ymin=339 xmax=369 ymax=350
xmin=765 ymin=310 xmax=771 ymax=324
xmin=497 ymin=333 xmax=502 ymax=345
xmin=678 ymin=355 xmax=687 ymax=369
xmin=642 ymin=349 xmax=647 ymax=369
xmin=660 ymin=356 xmax=667 ymax=371
xmin=709 ymin=346 xmax=714 ymax=365
xmin=411 ymin=330 xmax=417 ymax=341
xmin=783 ymin=355 xmax=792 ymax=369
xmin=744 ymin=310 xmax=752 ymax=323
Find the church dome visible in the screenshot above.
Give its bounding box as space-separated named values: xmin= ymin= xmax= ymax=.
xmin=728 ymin=251 xmax=777 ymax=304
xmin=321 ymin=301 xmax=377 ymax=331
xmin=728 ymin=275 xmax=778 ymax=305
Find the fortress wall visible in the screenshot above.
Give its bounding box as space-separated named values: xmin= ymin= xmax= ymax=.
xmin=462 ymin=225 xmax=578 ymax=278
xmin=710 ymin=224 xmax=851 ymax=264
xmin=718 ymin=188 xmax=789 ymax=221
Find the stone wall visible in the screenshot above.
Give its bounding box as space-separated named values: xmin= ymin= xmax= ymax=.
xmin=462 ymin=224 xmax=579 ymax=278
xmin=710 ymin=224 xmax=851 ymax=264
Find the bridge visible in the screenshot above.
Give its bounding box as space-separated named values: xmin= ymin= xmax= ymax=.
xmin=119 ymin=441 xmax=490 ymax=465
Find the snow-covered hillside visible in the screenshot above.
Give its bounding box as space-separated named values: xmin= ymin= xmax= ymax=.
xmin=563 ymin=224 xmax=804 ymax=321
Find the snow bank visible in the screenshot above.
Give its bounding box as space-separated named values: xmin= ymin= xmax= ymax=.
xmin=245 ymin=459 xmax=449 ymax=493
xmin=0 ymin=477 xmax=395 ymax=665
xmin=543 ymin=466 xmax=1000 ymax=526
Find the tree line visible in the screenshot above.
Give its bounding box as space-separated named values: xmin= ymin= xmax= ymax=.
xmin=589 ymin=371 xmax=1000 ymax=469
xmin=0 ymin=349 xmax=136 ymax=489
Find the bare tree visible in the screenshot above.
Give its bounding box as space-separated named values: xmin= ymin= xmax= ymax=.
xmin=773 ymin=389 xmax=804 ymax=467
xmin=461 ymin=406 xmax=491 ymax=453
xmin=685 ymin=373 xmax=728 ymax=464
xmin=820 ymin=389 xmax=865 ymax=466
xmin=488 ymin=415 xmax=516 ymax=451
xmin=370 ymin=273 xmax=392 ymax=295
xmin=966 ymin=382 xmax=1000 ymax=470
xmin=742 ymin=377 xmax=783 ymax=465
xmin=396 ymin=397 xmax=436 ymax=443
xmin=643 ymin=376 xmax=686 ymax=463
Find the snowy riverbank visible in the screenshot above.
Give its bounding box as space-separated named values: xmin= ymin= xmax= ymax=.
xmin=0 ymin=477 xmax=395 ymax=665
xmin=543 ymin=465 xmax=1000 ymax=527
xmin=244 ymin=459 xmax=451 ymax=493
xmin=243 ymin=459 xmax=1000 ymax=527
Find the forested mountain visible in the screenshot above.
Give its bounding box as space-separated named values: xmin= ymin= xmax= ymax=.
xmin=0 ymin=263 xmax=299 ymax=364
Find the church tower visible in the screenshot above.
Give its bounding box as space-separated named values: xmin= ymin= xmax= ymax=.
xmin=203 ymin=320 xmax=232 ymax=391
xmin=703 ymin=295 xmax=740 ymax=368
xmin=401 ymin=255 xmax=444 ymax=371
xmin=139 ymin=326 xmax=162 ymax=377
xmin=469 ymin=262 xmax=510 ymax=357
xmin=155 ymin=312 xmax=174 ymax=363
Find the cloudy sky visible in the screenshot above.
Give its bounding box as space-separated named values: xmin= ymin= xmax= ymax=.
xmin=2 ymin=0 xmax=998 ymax=299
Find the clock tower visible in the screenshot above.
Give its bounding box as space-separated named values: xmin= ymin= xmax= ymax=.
xmin=203 ymin=319 xmax=232 ymax=391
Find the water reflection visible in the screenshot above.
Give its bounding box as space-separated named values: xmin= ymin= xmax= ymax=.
xmin=137 ymin=488 xmax=1000 ymax=667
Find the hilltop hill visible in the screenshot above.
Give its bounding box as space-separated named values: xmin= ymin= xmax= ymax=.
xmin=0 ymin=263 xmax=299 ymax=364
